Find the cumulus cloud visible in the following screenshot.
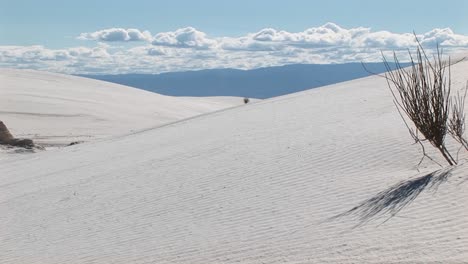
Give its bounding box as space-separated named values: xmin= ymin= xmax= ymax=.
xmin=78 ymin=28 xmax=152 ymax=42
xmin=4 ymin=23 xmax=468 ymax=74
xmin=218 ymin=23 xmax=468 ymax=52
xmin=219 ymin=23 xmax=363 ymax=51
xmin=151 ymin=27 xmax=216 ymax=49
xmin=421 ymin=28 xmax=468 ymax=46
xmin=219 ymin=23 xmax=468 ymax=51
xmin=78 ymin=27 xmax=218 ymax=50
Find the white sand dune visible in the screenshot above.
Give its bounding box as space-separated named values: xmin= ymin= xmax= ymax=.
xmin=0 ymin=69 xmax=245 ymax=147
xmin=0 ymin=61 xmax=467 ymax=263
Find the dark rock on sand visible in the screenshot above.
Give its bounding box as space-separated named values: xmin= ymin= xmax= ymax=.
xmin=0 ymin=121 xmax=35 ymax=149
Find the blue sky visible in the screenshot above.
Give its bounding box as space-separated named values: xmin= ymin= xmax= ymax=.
xmin=1 ymin=0 xmax=468 ymax=74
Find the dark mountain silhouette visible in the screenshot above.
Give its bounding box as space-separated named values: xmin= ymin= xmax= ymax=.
xmin=81 ymin=63 xmax=406 ymax=99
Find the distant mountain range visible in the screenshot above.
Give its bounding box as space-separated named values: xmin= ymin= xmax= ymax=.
xmin=82 ymin=63 xmax=407 ymax=99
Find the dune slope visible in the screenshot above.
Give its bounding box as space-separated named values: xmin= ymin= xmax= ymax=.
xmin=0 ymin=69 xmax=244 ymax=147
xmin=0 ymin=61 xmax=467 ymax=263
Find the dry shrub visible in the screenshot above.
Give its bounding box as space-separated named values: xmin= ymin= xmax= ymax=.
xmin=448 ymin=82 xmax=468 ymax=151
xmin=381 ymin=36 xmax=465 ymax=166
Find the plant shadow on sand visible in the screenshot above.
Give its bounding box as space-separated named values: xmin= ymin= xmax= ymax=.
xmin=331 ymin=167 xmax=454 ymax=227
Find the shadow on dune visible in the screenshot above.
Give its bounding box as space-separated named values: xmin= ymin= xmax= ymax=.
xmin=332 ymin=167 xmax=454 ymax=226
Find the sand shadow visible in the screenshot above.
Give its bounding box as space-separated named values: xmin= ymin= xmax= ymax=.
xmin=332 ymin=167 xmax=454 ymax=227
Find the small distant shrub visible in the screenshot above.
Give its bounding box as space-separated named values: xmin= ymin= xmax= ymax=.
xmin=68 ymin=141 xmax=83 ymax=146
xmin=244 ymin=97 xmax=250 ymax=104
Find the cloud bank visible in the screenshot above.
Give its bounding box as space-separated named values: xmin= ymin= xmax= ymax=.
xmin=2 ymin=23 xmax=468 ymax=74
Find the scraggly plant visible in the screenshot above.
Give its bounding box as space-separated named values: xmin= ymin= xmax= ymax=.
xmin=380 ymin=36 xmax=466 ymax=166
xmin=448 ymin=82 xmax=468 ymax=151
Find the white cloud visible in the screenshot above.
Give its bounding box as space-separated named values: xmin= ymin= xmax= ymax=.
xmin=126 ymin=46 xmax=168 ymax=56
xmin=78 ymin=28 xmax=152 ymax=42
xmin=0 ymin=45 xmax=111 ymax=74
xmin=78 ymin=27 xmax=218 ymax=50
xmin=217 ymin=23 xmax=468 ymax=52
xmin=219 ymin=23 xmax=456 ymax=51
xmin=221 ymin=36 xmax=283 ymax=51
xmin=151 ymin=27 xmax=216 ymax=49
xmin=421 ymin=28 xmax=468 ymax=46
xmin=77 ymin=23 xmax=468 ymax=51
xmin=3 ymin=23 xmax=468 ymax=74
xmin=147 ymin=47 xmax=166 ymax=56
